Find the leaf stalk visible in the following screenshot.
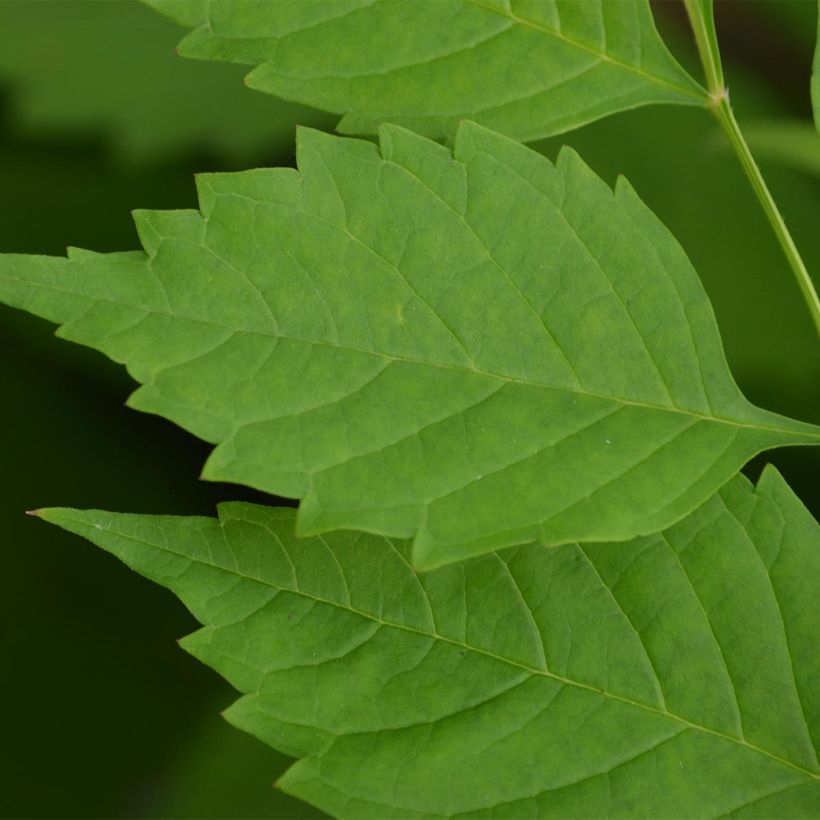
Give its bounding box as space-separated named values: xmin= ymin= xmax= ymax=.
xmin=683 ymin=0 xmax=820 ymax=336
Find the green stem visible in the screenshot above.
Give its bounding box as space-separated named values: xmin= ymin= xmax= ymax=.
xmin=684 ymin=0 xmax=820 ymax=336
xmin=683 ymin=0 xmax=724 ymax=97
xmin=713 ymin=101 xmax=820 ymax=335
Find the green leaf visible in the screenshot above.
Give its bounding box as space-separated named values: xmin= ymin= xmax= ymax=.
xmin=0 ymin=0 xmax=332 ymax=162
xmin=38 ymin=467 xmax=820 ymax=817
xmin=147 ymin=0 xmax=707 ymax=142
xmin=1 ymin=123 xmax=818 ymax=569
xmin=813 ymin=0 xmax=820 ymax=132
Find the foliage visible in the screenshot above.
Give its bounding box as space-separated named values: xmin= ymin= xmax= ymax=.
xmin=2 ymin=1 xmax=819 ymax=818
xmin=37 ymin=467 xmax=820 ymax=817
xmin=148 ymin=0 xmax=708 ymax=141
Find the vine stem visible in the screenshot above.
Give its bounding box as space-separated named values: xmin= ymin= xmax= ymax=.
xmin=683 ymin=0 xmax=820 ymax=336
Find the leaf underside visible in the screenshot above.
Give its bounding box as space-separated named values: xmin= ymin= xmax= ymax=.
xmin=1 ymin=122 xmax=817 ymax=569
xmin=147 ymin=0 xmax=707 ymax=142
xmin=40 ymin=467 xmax=820 ymax=818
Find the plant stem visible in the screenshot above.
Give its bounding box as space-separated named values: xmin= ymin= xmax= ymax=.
xmin=683 ymin=0 xmax=820 ymax=336
xmin=712 ymin=101 xmax=820 ymax=335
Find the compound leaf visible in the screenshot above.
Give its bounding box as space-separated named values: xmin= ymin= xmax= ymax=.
xmin=38 ymin=467 xmax=820 ymax=817
xmin=147 ymin=0 xmax=708 ymax=142
xmin=0 ymin=0 xmax=331 ymax=162
xmin=1 ymin=123 xmax=818 ymax=569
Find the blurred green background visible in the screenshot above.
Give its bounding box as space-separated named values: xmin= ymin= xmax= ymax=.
xmin=0 ymin=1 xmax=817 ymax=817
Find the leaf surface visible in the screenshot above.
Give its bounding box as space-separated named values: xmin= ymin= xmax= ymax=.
xmin=147 ymin=0 xmax=708 ymax=141
xmin=1 ymin=123 xmax=818 ymax=569
xmin=39 ymin=468 xmax=820 ymax=817
xmin=0 ymin=0 xmax=331 ymax=162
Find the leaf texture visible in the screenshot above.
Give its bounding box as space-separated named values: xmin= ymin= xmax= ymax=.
xmin=39 ymin=468 xmax=820 ymax=817
xmin=1 ymin=122 xmax=818 ymax=569
xmin=147 ymin=0 xmax=708 ymax=142
xmin=0 ymin=0 xmax=331 ymax=162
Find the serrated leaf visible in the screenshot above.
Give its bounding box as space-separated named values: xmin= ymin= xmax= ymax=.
xmin=0 ymin=0 xmax=332 ymax=162
xmin=38 ymin=467 xmax=820 ymax=817
xmin=1 ymin=122 xmax=818 ymax=569
xmin=147 ymin=0 xmax=708 ymax=142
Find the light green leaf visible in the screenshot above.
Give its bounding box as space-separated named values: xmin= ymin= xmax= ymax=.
xmin=0 ymin=0 xmax=332 ymax=162
xmin=1 ymin=123 xmax=818 ymax=569
xmin=38 ymin=467 xmax=820 ymax=817
xmin=147 ymin=0 xmax=708 ymax=142
xmin=813 ymin=0 xmax=820 ymax=132
xmin=149 ymin=715 xmax=325 ymax=819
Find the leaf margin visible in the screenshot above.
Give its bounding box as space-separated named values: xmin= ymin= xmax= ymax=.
xmin=31 ymin=464 xmax=820 ymax=818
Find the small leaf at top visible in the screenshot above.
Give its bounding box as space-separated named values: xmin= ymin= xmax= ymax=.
xmin=0 ymin=123 xmax=818 ymax=569
xmin=38 ymin=467 xmax=820 ymax=817
xmin=146 ymin=0 xmax=708 ymax=142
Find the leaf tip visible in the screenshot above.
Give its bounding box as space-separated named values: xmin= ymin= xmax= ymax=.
xmin=614 ymin=173 xmax=637 ymax=198
xmin=28 ymin=507 xmax=66 ymax=523
xmin=244 ymin=63 xmax=271 ymax=93
xmin=197 ymin=461 xmax=219 ymax=484
xmin=451 ymin=118 xmax=512 ymax=161
xmin=294 ymin=492 xmax=323 ymax=538
xmin=294 ymin=123 xmax=330 ymax=149
xmin=27 ymin=506 xmax=84 ymax=531
xmin=758 ymin=462 xmax=783 ymax=481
